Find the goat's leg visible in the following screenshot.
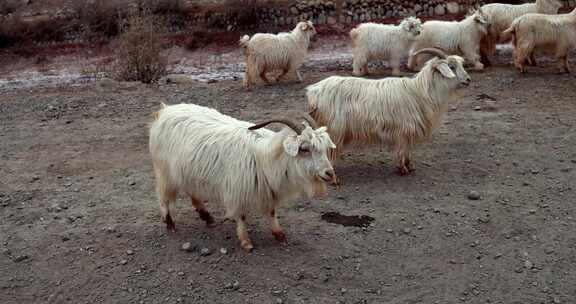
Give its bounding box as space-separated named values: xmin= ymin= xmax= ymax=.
xmin=390 ymin=56 xmax=401 ymax=76
xmin=269 ymin=209 xmax=287 ymax=244
xmin=275 ymin=67 xmax=289 ymax=83
xmin=405 ymin=151 xmax=415 ymax=173
xmin=560 ymin=54 xmax=570 ymax=73
xmin=259 ymin=66 xmax=270 ymax=85
xmin=528 ymin=51 xmax=537 ymax=66
xmin=352 ymin=53 xmax=367 ymax=76
xmin=243 ymin=59 xmax=253 ymax=91
xmin=154 ymin=164 xmax=178 ymax=232
xmin=514 ymin=48 xmax=527 ymax=74
xmin=236 ymin=215 xmax=253 ymax=252
xmin=463 ymin=47 xmax=484 ymax=71
xmin=479 ymin=37 xmax=493 ymax=67
xmin=393 ymin=141 xmax=411 ymax=176
xmin=189 ymin=195 xmax=215 ymax=227
xmin=515 ymin=42 xmax=533 ymax=74
xmin=160 ymin=194 xmax=177 ymax=232
xmin=295 ymin=69 xmax=304 ymax=83
xmin=407 ymin=53 xmax=417 ymax=71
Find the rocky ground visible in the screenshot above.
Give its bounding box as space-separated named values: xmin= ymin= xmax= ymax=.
xmin=1 ymin=43 xmax=576 ymax=304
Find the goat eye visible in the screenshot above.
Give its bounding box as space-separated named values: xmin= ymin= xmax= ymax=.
xmin=449 ymin=63 xmax=456 ymax=69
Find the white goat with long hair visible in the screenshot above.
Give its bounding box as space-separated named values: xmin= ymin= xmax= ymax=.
xmin=479 ymin=0 xmax=562 ymax=66
xmin=307 ymin=49 xmax=471 ymax=175
xmin=502 ymin=7 xmax=576 ymax=73
xmin=408 ymin=9 xmax=490 ymax=71
xmin=239 ymin=21 xmax=317 ymax=90
xmin=350 ymin=16 xmax=422 ymax=76
xmin=149 ymin=103 xmax=336 ymax=252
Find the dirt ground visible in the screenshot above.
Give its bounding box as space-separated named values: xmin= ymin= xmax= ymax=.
xmin=1 ymin=45 xmax=576 ymax=304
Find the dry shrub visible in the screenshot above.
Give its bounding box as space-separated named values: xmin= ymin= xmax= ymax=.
xmin=110 ymin=10 xmax=167 ymax=83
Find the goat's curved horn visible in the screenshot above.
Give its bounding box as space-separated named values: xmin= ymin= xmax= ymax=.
xmin=301 ymin=112 xmax=318 ymax=129
xmin=412 ymin=47 xmax=448 ymax=59
xmin=248 ymin=118 xmax=304 ymax=134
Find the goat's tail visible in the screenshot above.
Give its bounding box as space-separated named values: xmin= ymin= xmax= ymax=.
xmin=239 ymin=35 xmax=250 ymax=48
xmin=151 ymin=102 xmax=167 ymax=120
xmin=501 ymin=21 xmax=517 ymax=43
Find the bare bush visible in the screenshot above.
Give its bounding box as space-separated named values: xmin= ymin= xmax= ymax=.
xmin=110 ymin=10 xmax=167 ymax=84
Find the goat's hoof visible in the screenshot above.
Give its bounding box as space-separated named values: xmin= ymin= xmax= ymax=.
xmin=165 ymin=214 xmax=176 ymax=232
xmin=240 ymin=241 xmax=254 ymax=253
xmin=272 ymin=230 xmax=288 ymax=244
xmin=198 ymin=210 xmax=216 ymax=227
xmin=396 ymin=166 xmax=411 ymax=176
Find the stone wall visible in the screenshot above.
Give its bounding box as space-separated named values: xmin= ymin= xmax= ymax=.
xmin=190 ymin=0 xmax=575 ymax=31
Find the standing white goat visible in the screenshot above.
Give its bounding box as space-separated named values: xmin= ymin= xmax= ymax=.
xmin=239 ymin=21 xmax=317 ymax=90
xmin=479 ymin=0 xmax=562 ymax=66
xmin=350 ymin=16 xmax=422 ymax=76
xmin=149 ymin=103 xmax=336 ymax=252
xmin=307 ymin=49 xmax=470 ymax=175
xmin=502 ymin=7 xmax=576 ymax=73
xmin=408 ymin=9 xmax=490 ymax=71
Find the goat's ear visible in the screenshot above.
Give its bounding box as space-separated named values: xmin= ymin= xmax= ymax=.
xmin=434 ymin=62 xmax=456 ymax=78
xmin=300 ymin=22 xmax=308 ymax=31
xmin=283 ymin=136 xmax=300 ymax=157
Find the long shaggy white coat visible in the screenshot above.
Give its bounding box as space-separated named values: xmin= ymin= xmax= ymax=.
xmin=149 ymin=103 xmax=335 ymax=251
xmin=239 ymin=21 xmax=317 ymax=90
xmin=350 ymin=16 xmax=422 ymax=76
xmin=502 ymin=7 xmax=576 ymax=73
xmin=307 ymin=53 xmax=471 ymax=175
xmin=479 ymin=0 xmax=562 ymax=65
xmin=408 ymin=10 xmax=490 ymax=71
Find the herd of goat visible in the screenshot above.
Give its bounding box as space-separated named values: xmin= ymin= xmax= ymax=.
xmin=149 ymin=0 xmax=576 ymax=252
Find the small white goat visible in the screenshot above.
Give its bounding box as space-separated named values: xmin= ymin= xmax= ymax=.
xmin=350 ymin=16 xmax=422 ymax=76
xmin=239 ymin=21 xmax=317 ymax=90
xmin=408 ymin=9 xmax=490 ymax=71
xmin=479 ymin=0 xmax=562 ymax=65
xmin=307 ymin=48 xmax=470 ymax=175
xmin=149 ymin=103 xmax=336 ymax=252
xmin=502 ymin=7 xmax=576 ymax=73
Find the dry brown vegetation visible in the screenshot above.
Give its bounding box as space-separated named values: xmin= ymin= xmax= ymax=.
xmin=109 ymin=9 xmax=167 ymax=84
xmin=0 ymin=0 xmax=190 ymax=50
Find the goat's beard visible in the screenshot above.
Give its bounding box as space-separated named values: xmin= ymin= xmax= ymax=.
xmin=311 ymin=179 xmax=328 ymax=198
